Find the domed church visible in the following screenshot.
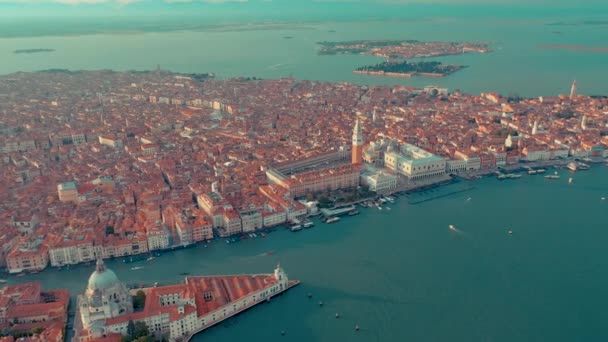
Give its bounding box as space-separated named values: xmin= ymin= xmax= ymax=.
xmin=78 ymin=258 xmax=133 ymax=337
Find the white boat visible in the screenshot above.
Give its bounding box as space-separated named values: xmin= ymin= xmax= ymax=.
xmin=544 ymin=175 xmax=560 ymax=179
xmin=601 ymin=197 xmax=606 ymax=201
xmin=378 ymin=206 xmax=383 ymax=210
xmin=131 ymin=266 xmax=144 ymax=270
xmin=568 ymin=177 xmax=573 ymax=184
xmin=146 ymin=256 xmax=155 ymax=261
xmin=386 ymin=207 xmax=391 ymax=211
xmin=326 ymin=217 xmax=340 ymax=224
xmin=508 ymin=229 xmax=513 ymax=235
xmin=0 ymin=279 xmax=7 ymax=284
xmin=567 ymin=162 xmax=578 ymax=171
xmin=449 ymin=225 xmax=457 ymax=231
xmin=289 ymin=224 xmax=302 ymax=232
xmin=303 ymin=221 xmax=315 ymax=228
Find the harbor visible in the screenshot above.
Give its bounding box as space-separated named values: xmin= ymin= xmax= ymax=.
xmin=2 ymin=166 xmax=607 ymax=342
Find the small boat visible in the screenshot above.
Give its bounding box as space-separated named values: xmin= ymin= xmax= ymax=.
xmin=568 ymin=177 xmax=573 ymax=184
xmin=536 ymin=169 xmax=546 ymax=174
xmin=601 ymin=197 xmax=606 ymax=201
xmin=348 ymin=209 xmax=360 ymax=216
xmin=378 ymin=206 xmax=383 ymax=210
xmin=528 ymin=170 xmax=538 ymax=175
xmin=386 ymin=207 xmax=391 ymax=211
xmin=567 ymin=162 xmax=578 ymax=171
xmin=154 ymin=282 xmax=159 ymax=287
xmin=146 ymin=256 xmax=155 ymax=261
xmin=16 ymin=273 xmax=25 ymax=277
xmin=303 ymin=221 xmax=314 ymax=228
xmin=0 ymin=279 xmax=7 ymax=284
xmin=131 ymin=266 xmax=144 ymax=271
xmin=326 ymin=217 xmax=340 ymax=224
xmin=449 ymin=224 xmax=457 ymax=231
xmin=179 ymin=272 xmax=190 ymax=276
xmin=545 ymin=175 xmax=560 ymax=179
xmin=289 ymin=224 xmax=302 ymax=232
xmin=226 ymin=239 xmax=230 ymax=244
xmin=508 ymin=229 xmax=513 ymax=235
xmin=261 ymin=232 xmax=267 ymax=238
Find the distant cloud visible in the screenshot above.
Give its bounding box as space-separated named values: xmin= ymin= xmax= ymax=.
xmin=0 ymin=0 xmax=252 ymax=3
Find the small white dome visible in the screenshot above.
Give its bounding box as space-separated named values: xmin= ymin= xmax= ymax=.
xmin=87 ymin=259 xmax=120 ymax=291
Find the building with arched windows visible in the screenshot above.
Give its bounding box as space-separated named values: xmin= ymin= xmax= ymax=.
xmin=75 ymin=263 xmax=297 ymax=342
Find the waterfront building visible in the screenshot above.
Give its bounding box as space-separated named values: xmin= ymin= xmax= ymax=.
xmin=6 ymin=236 xmax=49 ymax=274
xmin=352 ymin=118 xmax=364 ymax=165
xmin=76 ymin=263 xmax=296 ymax=342
xmin=220 ymin=209 xmax=242 ymax=237
xmin=446 ymin=158 xmax=467 ymax=173
xmin=0 ymin=282 xmax=69 ymax=341
xmin=78 ymin=259 xmax=133 ymax=337
xmin=266 ymin=149 xmax=359 ymax=199
xmin=239 ymin=208 xmax=263 ymax=233
xmin=267 ymin=163 xmax=360 ymax=198
xmin=360 ymin=165 xmax=398 ymax=193
xmin=385 ymin=143 xmax=446 ymax=180
xmin=48 ymin=234 xmax=96 ymax=267
xmin=454 ymin=151 xmax=481 ymax=171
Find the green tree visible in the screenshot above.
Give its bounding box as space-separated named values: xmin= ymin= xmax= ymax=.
xmin=127 ymin=320 xmax=135 ymax=339
xmin=105 ymin=226 xmax=115 ymax=236
xmin=134 ymin=321 xmax=149 ymax=338
xmin=133 ymin=290 xmax=146 ymax=311
xmin=134 ymin=336 xmax=154 ymax=342
xmin=32 ymin=327 xmax=44 ymax=335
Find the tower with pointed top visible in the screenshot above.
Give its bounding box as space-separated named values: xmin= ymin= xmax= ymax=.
xmin=532 ymin=120 xmax=538 ymax=135
xmin=581 ymin=115 xmax=587 ymax=130
xmin=570 ymin=80 xmax=577 ymax=100
xmin=352 ymin=118 xmax=364 ymax=165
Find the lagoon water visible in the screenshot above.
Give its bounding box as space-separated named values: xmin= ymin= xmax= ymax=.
xmin=6 ymin=167 xmax=608 ymax=342
xmin=1 ymin=16 xmax=608 ymax=96
xmin=2 ymin=10 xmax=608 ymax=341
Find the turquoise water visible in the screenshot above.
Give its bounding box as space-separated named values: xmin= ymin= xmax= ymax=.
xmin=1 ymin=17 xmax=608 ymax=96
xmin=6 ymin=166 xmax=608 ymax=341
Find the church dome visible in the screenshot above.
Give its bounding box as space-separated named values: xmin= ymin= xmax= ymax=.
xmin=87 ymin=259 xmax=120 ymax=291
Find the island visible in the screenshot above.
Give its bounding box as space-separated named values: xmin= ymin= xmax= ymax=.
xmin=317 ymin=39 xmax=491 ymax=58
xmin=13 ymin=48 xmax=55 ymax=54
xmin=354 ymin=60 xmax=465 ymax=77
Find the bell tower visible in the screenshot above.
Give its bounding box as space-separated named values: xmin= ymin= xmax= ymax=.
xmin=351 ymin=118 xmax=363 ymax=164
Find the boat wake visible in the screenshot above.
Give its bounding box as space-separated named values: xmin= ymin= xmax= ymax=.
xmin=267 ymin=63 xmax=289 ymax=70
xmin=448 ymin=224 xmax=468 ymax=237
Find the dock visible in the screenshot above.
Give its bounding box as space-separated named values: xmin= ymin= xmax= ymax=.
xmin=320 ymin=205 xmax=356 ymax=218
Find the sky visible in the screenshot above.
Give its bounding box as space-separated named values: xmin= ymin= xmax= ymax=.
xmin=0 ymin=0 xmax=606 ymax=19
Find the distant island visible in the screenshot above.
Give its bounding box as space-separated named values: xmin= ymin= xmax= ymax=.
xmin=317 ymin=39 xmax=491 ymax=58
xmin=14 ymin=48 xmax=55 ymax=54
xmin=354 ymin=60 xmax=465 ymax=78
